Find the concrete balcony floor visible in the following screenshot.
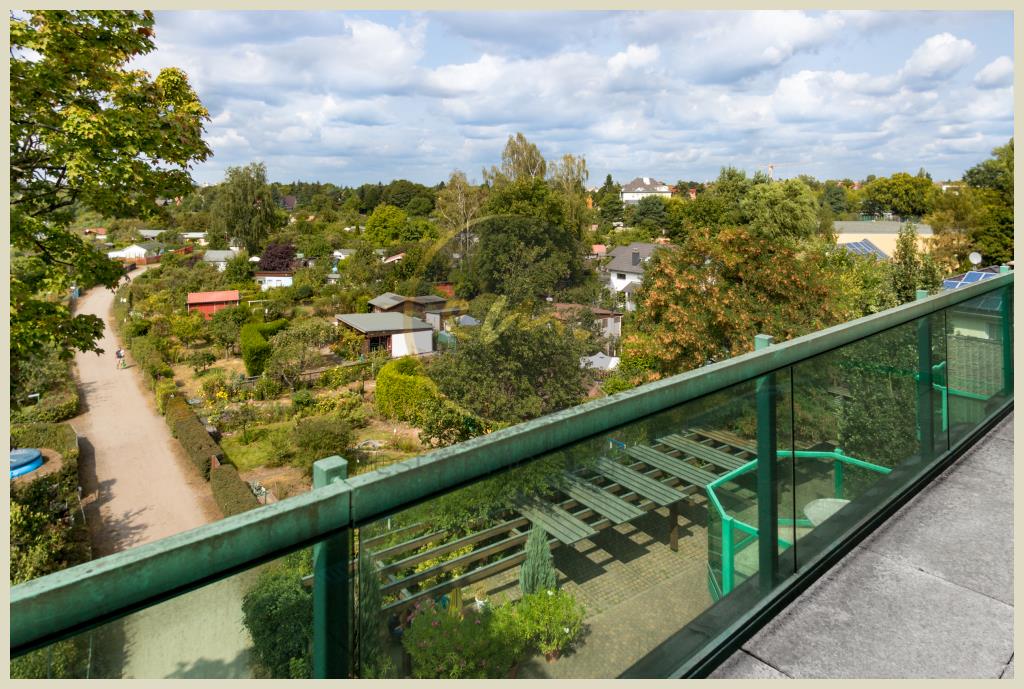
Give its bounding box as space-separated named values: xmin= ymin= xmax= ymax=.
xmin=711 ymin=412 xmax=1014 ymax=679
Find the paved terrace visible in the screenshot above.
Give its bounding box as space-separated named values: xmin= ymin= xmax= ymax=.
xmin=711 ymin=412 xmax=1014 ymax=679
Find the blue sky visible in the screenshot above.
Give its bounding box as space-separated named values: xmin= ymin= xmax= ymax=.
xmin=134 ymin=10 xmax=1014 ymax=188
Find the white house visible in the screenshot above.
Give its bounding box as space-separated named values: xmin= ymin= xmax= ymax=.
xmin=605 ymin=242 xmax=660 ymax=311
xmin=201 ymin=249 xmax=237 ymax=272
xmin=254 ymin=271 xmax=294 ymax=291
xmin=553 ymin=303 xmax=623 ymax=339
xmin=620 ymin=177 xmax=673 ymax=205
xmin=107 ymin=241 xmax=164 ymax=260
xmin=334 ymin=312 xmax=434 ymax=358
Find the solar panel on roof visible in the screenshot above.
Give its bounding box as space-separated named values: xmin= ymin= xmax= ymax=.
xmin=961 ymin=272 xmax=984 ymax=283
xmin=942 ymin=279 xmax=962 ymax=290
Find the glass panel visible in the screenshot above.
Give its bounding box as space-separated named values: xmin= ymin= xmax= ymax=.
xmin=790 ymin=317 xmax=940 ymax=567
xmin=945 ymin=288 xmax=1012 ymax=447
xmin=352 ymin=373 xmax=792 ymax=679
xmin=11 ymin=545 xmax=321 ymax=679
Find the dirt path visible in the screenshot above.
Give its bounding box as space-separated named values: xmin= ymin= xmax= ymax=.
xmin=71 ymin=272 xmax=254 ymax=679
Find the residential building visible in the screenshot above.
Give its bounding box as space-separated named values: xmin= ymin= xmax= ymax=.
xmin=181 ymin=231 xmax=208 ymax=246
xmin=334 ymin=312 xmax=434 ymax=358
xmin=326 ymin=272 xmax=341 ymax=285
xmin=201 ymin=249 xmax=237 ymax=272
xmin=580 ymin=351 xmax=620 ymax=371
xmin=553 ymin=303 xmax=623 ymax=339
xmin=383 ymin=252 xmax=406 ymax=265
xmin=186 ymin=290 xmax=241 ymax=320
xmin=333 ymin=249 xmax=355 ymax=261
xmin=254 ymin=271 xmax=294 ymax=291
xmin=605 ymin=242 xmax=661 ymax=310
xmin=620 ymin=177 xmax=672 ymax=205
xmin=138 ymin=229 xmax=165 ymax=240
xmin=834 ymin=220 xmax=932 ymax=256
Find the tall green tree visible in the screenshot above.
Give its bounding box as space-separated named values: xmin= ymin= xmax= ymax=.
xmin=740 ymin=178 xmax=820 ymax=241
xmin=964 ymin=139 xmax=1014 ymax=264
xmin=435 ymin=170 xmax=487 ymax=263
xmin=363 ymin=203 xmax=410 ymax=246
xmin=10 ymin=10 xmax=210 ymax=370
xmin=484 ymin=132 xmax=547 ymax=184
xmin=210 ymin=162 xmax=280 ymax=253
xmin=890 ymin=224 xmax=942 ymax=303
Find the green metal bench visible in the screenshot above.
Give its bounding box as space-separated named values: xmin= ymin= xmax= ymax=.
xmin=562 ymin=475 xmax=646 ymax=525
xmin=516 ymin=496 xmax=598 ymax=545
xmin=593 ymin=457 xmax=684 ymax=507
xmin=625 ymin=445 xmax=717 ymax=488
xmin=658 ymin=434 xmax=748 ymax=472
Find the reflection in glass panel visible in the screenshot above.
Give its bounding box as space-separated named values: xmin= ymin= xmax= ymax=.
xmin=353 ymin=374 xmax=792 ymax=679
xmin=11 ymin=549 xmax=313 ymax=679
xmin=789 ymin=315 xmax=951 ymax=566
xmin=945 ymin=289 xmax=1011 ymax=448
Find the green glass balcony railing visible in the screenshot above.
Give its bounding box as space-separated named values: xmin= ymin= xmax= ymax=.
xmin=10 ymin=270 xmax=1013 ymax=679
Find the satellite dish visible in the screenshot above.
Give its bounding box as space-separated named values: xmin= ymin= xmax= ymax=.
xmin=968 ymin=252 xmax=982 ymax=266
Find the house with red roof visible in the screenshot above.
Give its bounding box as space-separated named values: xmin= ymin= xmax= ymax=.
xmin=187 ymin=290 xmax=241 ymax=320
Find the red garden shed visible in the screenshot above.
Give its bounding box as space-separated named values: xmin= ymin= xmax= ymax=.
xmin=186 ymin=290 xmax=241 ymax=320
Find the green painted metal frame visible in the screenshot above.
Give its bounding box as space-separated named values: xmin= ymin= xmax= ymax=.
xmin=10 ymin=271 xmax=1013 ymax=661
xmin=706 ymin=449 xmax=891 ymax=596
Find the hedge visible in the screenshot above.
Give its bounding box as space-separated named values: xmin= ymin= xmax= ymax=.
xmin=318 ymin=362 xmax=371 ymax=389
xmin=210 ymin=464 xmax=260 ymax=517
xmin=241 ymin=319 xmax=288 ymax=376
xmin=164 ymin=397 xmax=224 ymax=479
xmin=12 ymin=385 xmax=80 ymax=424
xmin=155 ymin=379 xmax=178 ymax=415
xmin=10 ymin=423 xmax=80 ymax=466
xmin=374 ymin=358 xmax=441 ymax=427
xmin=130 ymin=335 xmax=174 ymax=389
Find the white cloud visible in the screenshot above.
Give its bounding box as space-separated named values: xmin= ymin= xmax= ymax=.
xmin=974 ymin=56 xmax=1013 ymax=89
xmin=901 ymin=33 xmax=975 ymax=85
xmin=607 ymin=44 xmax=659 ymax=77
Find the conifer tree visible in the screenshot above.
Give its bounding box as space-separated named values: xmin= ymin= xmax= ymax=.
xmin=519 ymin=525 xmax=557 ymax=595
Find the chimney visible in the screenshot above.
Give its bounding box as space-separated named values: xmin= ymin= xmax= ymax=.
xmin=632 ymin=248 xmax=640 ymax=266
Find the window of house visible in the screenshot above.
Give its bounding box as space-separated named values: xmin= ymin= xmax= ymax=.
xmin=616 ymin=273 xmax=626 ymax=280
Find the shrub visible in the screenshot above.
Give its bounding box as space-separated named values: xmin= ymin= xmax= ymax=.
xmin=253 ymin=373 xmax=284 ymax=401
xmin=12 ymin=385 xmax=79 ymax=424
xmin=312 ymin=391 xmax=368 ymax=427
xmin=374 ymin=358 xmax=441 ymax=426
xmin=155 ymin=379 xmax=178 ymax=415
xmin=290 ymin=389 xmax=315 ymax=415
xmin=318 ymin=363 xmax=370 ymax=389
xmin=210 ymin=464 xmax=260 ymax=517
xmin=164 ymin=397 xmax=224 ymax=479
xmin=188 ymin=350 xmax=217 ymax=375
xmin=519 ymin=525 xmax=556 ymax=595
xmin=242 ymin=551 xmax=313 ymax=678
xmin=418 ymin=398 xmax=487 ymax=448
xmin=402 ymin=599 xmax=525 ymax=678
xmin=241 ymin=319 xmax=288 ymax=376
xmin=124 ymin=318 xmax=151 ymax=338
xmin=514 ymin=589 xmax=585 ymax=656
xmin=266 ymin=427 xmax=296 ymax=467
xmin=130 ymin=335 xmax=173 ymax=386
xmin=10 ymin=423 xmax=88 ymax=587
xmin=292 ymin=415 xmax=353 ymax=474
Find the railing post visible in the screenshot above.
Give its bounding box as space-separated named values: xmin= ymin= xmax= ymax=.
xmin=915 ymin=290 xmax=934 ymax=463
xmin=312 ymin=456 xmax=350 ymax=679
xmin=833 ymin=451 xmax=844 ymax=500
xmin=722 ymin=516 xmax=735 ymax=595
xmin=754 ymin=334 xmax=778 ymax=594
xmin=999 ymin=266 xmax=1013 ymax=396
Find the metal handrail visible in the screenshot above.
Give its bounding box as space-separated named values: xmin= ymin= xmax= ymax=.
xmin=10 ymin=270 xmax=1013 ymax=656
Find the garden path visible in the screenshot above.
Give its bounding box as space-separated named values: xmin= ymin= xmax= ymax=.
xmin=71 ymin=271 xmax=254 ymax=678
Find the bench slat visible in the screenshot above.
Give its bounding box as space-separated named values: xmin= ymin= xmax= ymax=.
xmin=593 ymin=458 xmax=683 ymax=506
xmin=659 ymin=434 xmax=747 ymax=471
xmin=563 ymin=476 xmax=645 ymax=524
xmin=624 ymin=445 xmax=716 ymax=488
xmin=516 ymin=497 xmax=597 ymax=545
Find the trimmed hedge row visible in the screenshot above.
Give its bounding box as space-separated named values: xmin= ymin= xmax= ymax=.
xmin=240 ymin=319 xmax=288 ymax=376
xmin=12 ymin=386 xmax=80 ymax=424
xmin=10 ymin=423 xmax=80 ymax=466
xmin=374 ymin=358 xmax=440 ymax=427
xmin=164 ymin=397 xmax=224 ymax=479
xmin=130 ymin=335 xmax=174 ymax=389
xmin=210 ymin=464 xmax=260 ymax=517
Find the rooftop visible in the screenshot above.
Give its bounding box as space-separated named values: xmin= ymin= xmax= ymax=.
xmin=334 ymin=312 xmax=432 ymax=333
xmin=186 ymin=290 xmax=240 ymax=305
xmin=711 ymin=414 xmax=1014 ymax=679
xmin=606 ymin=242 xmax=662 ymax=274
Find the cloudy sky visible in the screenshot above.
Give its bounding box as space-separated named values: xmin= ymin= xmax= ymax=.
xmin=134 ymin=10 xmax=1014 ymax=188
